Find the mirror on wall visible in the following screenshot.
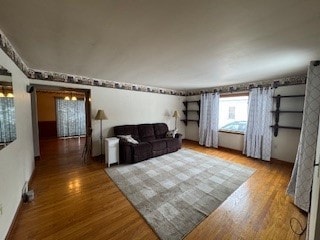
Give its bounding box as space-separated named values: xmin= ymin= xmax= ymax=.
xmin=0 ymin=65 xmax=16 ymax=150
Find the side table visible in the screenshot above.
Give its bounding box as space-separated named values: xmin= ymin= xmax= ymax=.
xmin=105 ymin=137 xmax=120 ymax=167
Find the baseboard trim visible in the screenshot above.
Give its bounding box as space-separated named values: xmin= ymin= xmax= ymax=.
xmin=5 ymin=198 xmax=22 ymax=240
xmin=183 ymin=139 xmax=243 ymax=155
xmin=182 ymin=139 xmax=294 ymax=165
xmin=5 ymin=167 xmax=36 ymax=239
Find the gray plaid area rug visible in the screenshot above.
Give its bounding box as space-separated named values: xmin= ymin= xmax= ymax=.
xmin=105 ymin=148 xmax=255 ymax=240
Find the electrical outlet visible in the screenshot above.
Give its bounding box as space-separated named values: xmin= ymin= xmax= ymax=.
xmin=0 ymin=203 xmax=3 ymax=215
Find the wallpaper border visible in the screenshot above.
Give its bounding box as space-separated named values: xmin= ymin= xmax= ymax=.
xmin=185 ymin=74 xmax=307 ymax=96
xmin=0 ymin=29 xmax=185 ymax=96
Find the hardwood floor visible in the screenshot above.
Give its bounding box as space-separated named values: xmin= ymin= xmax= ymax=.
xmin=8 ymin=139 xmax=306 ymax=240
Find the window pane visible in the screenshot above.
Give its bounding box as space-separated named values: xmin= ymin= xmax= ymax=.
xmin=219 ymin=96 xmax=248 ymax=133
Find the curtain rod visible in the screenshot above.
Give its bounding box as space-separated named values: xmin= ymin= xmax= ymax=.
xmin=199 ymin=82 xmax=305 ymax=95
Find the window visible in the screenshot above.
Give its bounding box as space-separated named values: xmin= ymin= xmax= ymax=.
xmin=219 ymin=96 xmax=248 ymax=133
xmin=56 ymin=98 xmax=86 ymax=137
xmin=0 ymin=97 xmax=16 ymax=144
xmin=228 ymin=106 xmax=235 ymax=119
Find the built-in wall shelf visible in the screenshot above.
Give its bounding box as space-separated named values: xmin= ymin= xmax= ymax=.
xmin=183 ymin=110 xmax=200 ymax=117
xmin=181 ymin=119 xmax=200 ymax=126
xmin=182 ymin=100 xmax=201 ymax=126
xmin=271 ymin=94 xmax=305 ymax=137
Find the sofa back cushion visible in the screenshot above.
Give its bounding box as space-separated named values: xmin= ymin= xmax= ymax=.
xmin=114 ymin=125 xmax=140 ymax=141
xmin=153 ymin=123 xmax=169 ymax=139
xmin=138 ymin=124 xmax=156 ymax=142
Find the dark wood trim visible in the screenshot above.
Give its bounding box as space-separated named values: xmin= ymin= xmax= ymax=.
xmin=220 ymin=92 xmax=249 ymax=98
xmin=272 ymin=94 xmax=305 ymax=98
xmin=38 ymin=121 xmax=57 ymax=139
xmin=270 ymin=158 xmax=294 ymax=167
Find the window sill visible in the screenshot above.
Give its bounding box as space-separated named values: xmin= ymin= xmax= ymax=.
xmin=218 ymin=130 xmax=245 ymax=135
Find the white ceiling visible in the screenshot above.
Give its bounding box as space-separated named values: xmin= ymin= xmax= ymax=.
xmin=0 ymin=0 xmax=320 ymax=90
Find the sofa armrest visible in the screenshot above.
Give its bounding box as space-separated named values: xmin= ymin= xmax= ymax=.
xmin=118 ymin=138 xmax=134 ymax=146
xmin=175 ymin=133 xmax=182 ymax=149
xmin=175 ymin=133 xmax=182 ymax=139
xmin=118 ymin=140 xmax=134 ymax=164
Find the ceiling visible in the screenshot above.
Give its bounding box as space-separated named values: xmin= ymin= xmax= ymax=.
xmin=0 ymin=0 xmax=319 ymax=90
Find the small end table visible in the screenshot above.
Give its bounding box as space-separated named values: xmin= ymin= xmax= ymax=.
xmin=105 ymin=137 xmax=120 ymax=167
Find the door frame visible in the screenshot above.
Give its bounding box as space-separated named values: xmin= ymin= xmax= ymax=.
xmin=30 ymin=84 xmax=91 ymax=159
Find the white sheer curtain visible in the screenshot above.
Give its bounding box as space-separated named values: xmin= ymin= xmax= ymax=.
xmin=56 ymin=98 xmax=86 ymax=137
xmin=243 ymin=87 xmax=273 ymax=161
xmin=199 ymin=93 xmax=219 ymax=148
xmin=287 ymin=62 xmax=320 ymax=212
xmin=0 ymin=97 xmax=16 ymax=143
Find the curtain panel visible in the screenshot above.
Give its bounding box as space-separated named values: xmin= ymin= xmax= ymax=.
xmin=56 ymin=99 xmax=86 ymax=137
xmin=0 ymin=97 xmax=16 ymax=143
xmin=243 ymin=87 xmax=273 ymax=161
xmin=287 ymin=62 xmax=320 ymax=212
xmin=199 ymin=93 xmax=219 ymax=148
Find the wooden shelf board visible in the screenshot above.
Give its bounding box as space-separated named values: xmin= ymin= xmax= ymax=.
xmin=272 ymin=95 xmax=305 ymax=98
xmin=270 ymin=125 xmax=301 ymax=130
xmin=271 ymin=111 xmax=303 ymax=113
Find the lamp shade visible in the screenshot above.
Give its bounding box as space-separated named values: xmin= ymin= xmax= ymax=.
xmin=95 ymin=110 xmax=108 ymax=120
xmin=6 ymin=93 xmax=14 ymax=98
xmin=172 ymin=110 xmax=180 ymax=118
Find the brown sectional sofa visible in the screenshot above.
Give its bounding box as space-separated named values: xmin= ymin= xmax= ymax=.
xmin=114 ymin=123 xmax=182 ymax=164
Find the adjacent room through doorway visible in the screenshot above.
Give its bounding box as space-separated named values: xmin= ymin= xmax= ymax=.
xmin=31 ymin=85 xmax=91 ymax=165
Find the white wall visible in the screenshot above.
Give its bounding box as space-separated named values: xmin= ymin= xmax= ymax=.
xmin=185 ymin=85 xmax=305 ymax=162
xmin=29 ymin=79 xmax=186 ymax=156
xmin=271 ymin=85 xmax=305 ymax=162
xmin=0 ymin=50 xmax=34 ymax=239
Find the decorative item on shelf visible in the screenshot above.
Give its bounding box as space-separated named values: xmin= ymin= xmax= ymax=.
xmin=172 ymin=110 xmax=180 ymax=130
xmin=95 ymin=109 xmax=108 ymax=158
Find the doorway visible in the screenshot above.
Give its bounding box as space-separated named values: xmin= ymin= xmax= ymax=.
xmin=30 ymin=85 xmax=91 ymax=164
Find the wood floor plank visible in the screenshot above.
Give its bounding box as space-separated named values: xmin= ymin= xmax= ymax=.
xmin=8 ymin=138 xmax=306 ymax=239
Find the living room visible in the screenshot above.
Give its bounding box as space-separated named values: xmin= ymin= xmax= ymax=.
xmin=0 ymin=1 xmax=320 ymax=239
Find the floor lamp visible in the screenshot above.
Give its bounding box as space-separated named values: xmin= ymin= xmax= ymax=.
xmin=95 ymin=109 xmax=107 ymax=157
xmin=172 ymin=110 xmax=180 ymax=130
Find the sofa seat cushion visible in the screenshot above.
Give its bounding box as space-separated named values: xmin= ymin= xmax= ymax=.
xmin=149 ymin=139 xmax=167 ymax=151
xmin=131 ymin=142 xmax=152 ymax=162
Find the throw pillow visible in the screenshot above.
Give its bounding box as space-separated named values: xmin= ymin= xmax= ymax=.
xmin=117 ymin=135 xmax=139 ymax=144
xmin=166 ymin=129 xmax=178 ymax=138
